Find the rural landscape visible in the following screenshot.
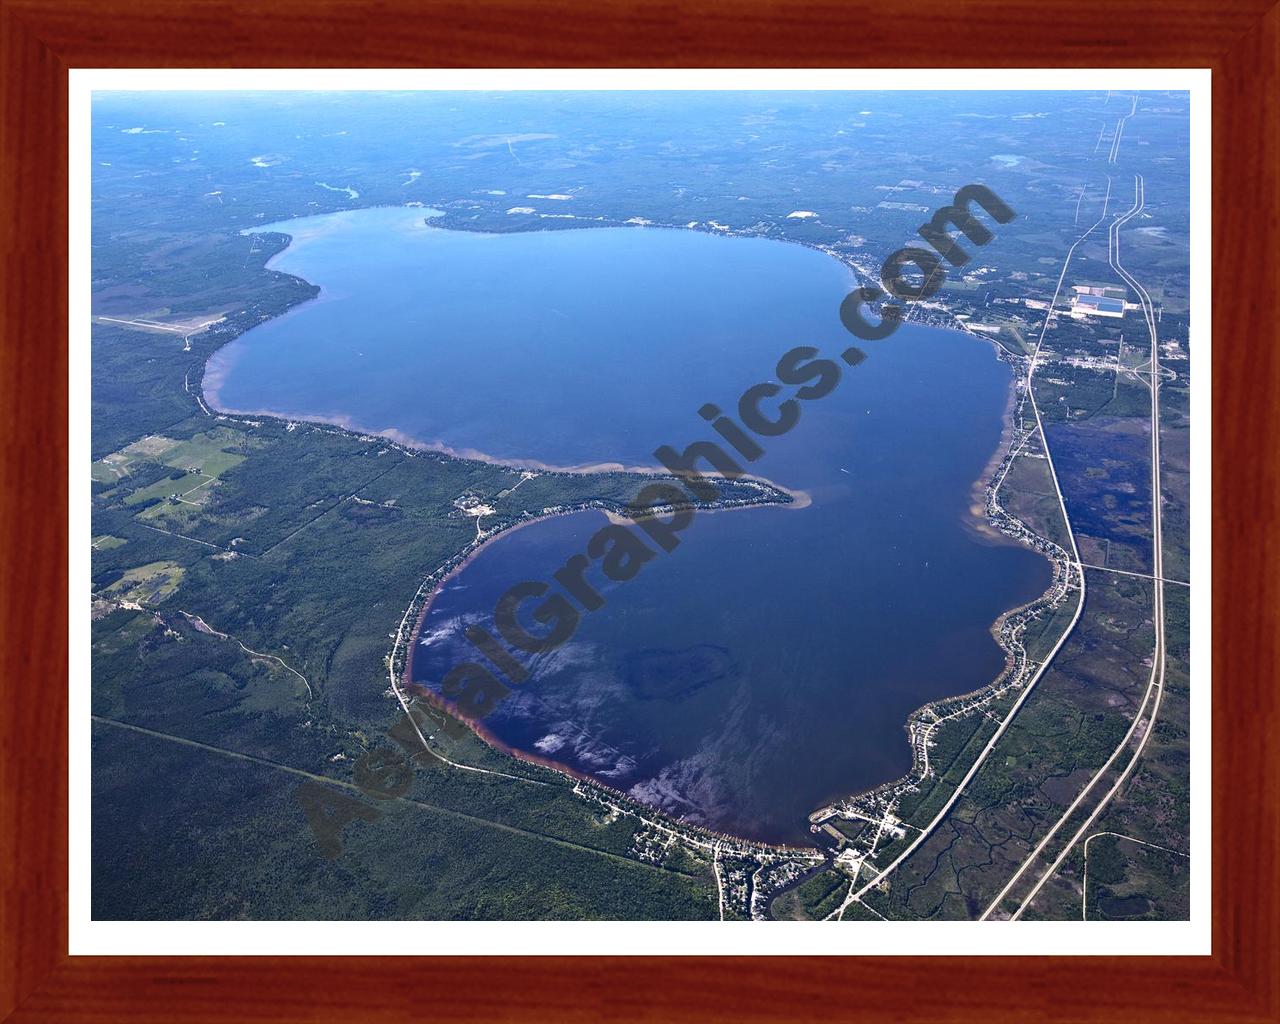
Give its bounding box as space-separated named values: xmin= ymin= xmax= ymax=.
xmin=90 ymin=89 xmax=1192 ymax=922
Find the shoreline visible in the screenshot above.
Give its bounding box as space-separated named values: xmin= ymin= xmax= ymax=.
xmin=397 ymin=498 xmax=813 ymax=856
xmin=827 ymin=333 xmax=1068 ymax=826
xmin=198 ymin=207 xmax=1061 ymax=856
xmin=404 ymin=679 xmax=816 ymax=856
xmin=196 ymin=396 xmax=813 ymax=504
xmin=962 ymin=351 xmax=1024 ymax=545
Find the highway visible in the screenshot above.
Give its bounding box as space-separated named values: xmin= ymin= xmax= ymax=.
xmin=994 ymin=173 xmax=1169 ymax=920
xmin=1107 ymin=95 xmax=1138 ymax=165
xmin=847 ymin=168 xmax=1171 ymax=923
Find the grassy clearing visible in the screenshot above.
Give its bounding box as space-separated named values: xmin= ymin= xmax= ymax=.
xmin=103 ymin=428 xmax=247 ymax=508
xmin=91 ymin=458 xmax=130 ymax=484
xmin=173 ymin=450 xmax=244 ymax=477
xmin=161 ymin=427 xmax=251 ymax=476
xmin=123 ymin=473 xmax=210 ymax=507
xmin=95 ymin=436 xmax=184 ymax=484
xmin=105 ymin=560 xmax=186 ymax=603
xmin=124 ymin=435 xmax=181 ymax=459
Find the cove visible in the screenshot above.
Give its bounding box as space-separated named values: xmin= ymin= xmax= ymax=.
xmin=208 ymin=206 xmax=1052 ymax=846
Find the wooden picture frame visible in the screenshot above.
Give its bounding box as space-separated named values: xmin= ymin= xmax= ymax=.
xmin=2 ymin=1 xmax=1275 ymax=1019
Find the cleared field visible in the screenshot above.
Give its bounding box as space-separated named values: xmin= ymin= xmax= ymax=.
xmin=123 ymin=473 xmax=211 ymax=507
xmin=160 ymin=427 xmax=251 ymax=476
xmin=116 ymin=428 xmax=252 ymax=510
xmin=105 ymin=560 xmax=186 ymax=603
xmin=124 ymin=435 xmax=181 ymax=459
xmin=94 ymin=436 xmax=181 ymax=484
xmin=170 ymin=450 xmax=243 ymax=477
xmin=91 ymin=458 xmax=129 ymax=483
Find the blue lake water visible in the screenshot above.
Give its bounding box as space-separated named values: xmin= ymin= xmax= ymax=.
xmin=209 ymin=206 xmax=1052 ymax=845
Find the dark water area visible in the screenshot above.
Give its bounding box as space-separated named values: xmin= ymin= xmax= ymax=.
xmin=210 ymin=207 xmax=1052 ymax=845
xmin=1097 ymin=894 xmax=1152 ymax=919
xmin=1045 ymin=418 xmax=1154 ymax=574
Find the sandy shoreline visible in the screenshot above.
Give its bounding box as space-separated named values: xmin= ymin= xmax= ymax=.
xmin=962 ymin=351 xmax=1026 ymax=545
xmin=201 ymin=389 xmax=815 ymax=505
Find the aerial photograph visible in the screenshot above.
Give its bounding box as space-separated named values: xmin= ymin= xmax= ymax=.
xmin=89 ymin=87 xmax=1193 ymax=923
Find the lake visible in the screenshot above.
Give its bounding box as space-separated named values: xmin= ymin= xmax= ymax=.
xmin=208 ymin=206 xmax=1052 ymax=845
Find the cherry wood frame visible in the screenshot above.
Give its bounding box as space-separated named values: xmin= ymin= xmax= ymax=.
xmin=2 ymin=1 xmax=1276 ymax=1020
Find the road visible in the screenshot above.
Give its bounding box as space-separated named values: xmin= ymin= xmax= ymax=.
xmin=1081 ymin=831 xmax=1187 ymax=920
xmin=1107 ymin=94 xmax=1138 ymax=165
xmin=1080 ymin=563 xmax=1188 ymax=587
xmin=382 ymin=551 xmax=551 ymax=787
xmin=180 ymin=610 xmax=314 ymax=700
xmin=90 ymin=715 xmax=696 ymax=877
xmin=981 ymin=173 xmax=1170 ymax=920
